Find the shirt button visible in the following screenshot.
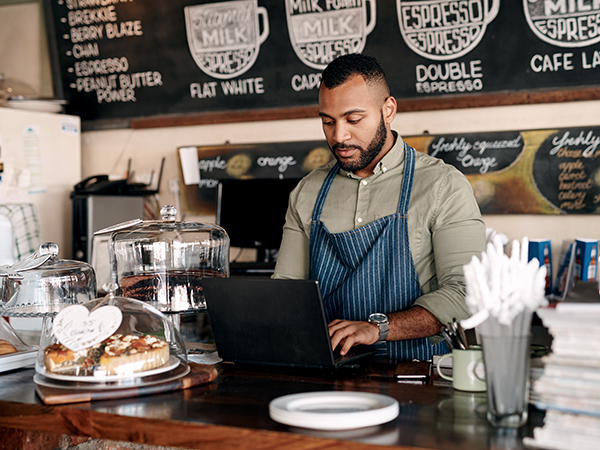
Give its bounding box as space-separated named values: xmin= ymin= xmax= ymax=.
xmin=357 ymin=218 xmax=363 ymax=223
xmin=362 ymin=180 xmax=368 ymax=185
xmin=382 ymin=167 xmax=387 ymax=173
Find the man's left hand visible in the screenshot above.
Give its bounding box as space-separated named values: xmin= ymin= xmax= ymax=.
xmin=328 ymin=319 xmax=379 ymax=355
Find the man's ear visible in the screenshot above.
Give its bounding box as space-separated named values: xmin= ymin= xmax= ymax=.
xmin=383 ymin=96 xmax=397 ymax=125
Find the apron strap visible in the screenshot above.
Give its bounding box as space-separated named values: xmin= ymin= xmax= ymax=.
xmin=311 ymin=163 xmax=340 ymax=223
xmin=397 ymin=143 xmax=415 ymax=215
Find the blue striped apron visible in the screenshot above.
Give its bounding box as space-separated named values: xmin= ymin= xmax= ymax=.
xmin=308 ymin=143 xmax=447 ymax=360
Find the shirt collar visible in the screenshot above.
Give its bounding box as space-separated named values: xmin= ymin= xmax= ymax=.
xmin=340 ymin=131 xmax=405 ymax=180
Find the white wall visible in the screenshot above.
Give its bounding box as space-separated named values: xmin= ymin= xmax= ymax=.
xmin=0 ymin=1 xmax=52 ymax=98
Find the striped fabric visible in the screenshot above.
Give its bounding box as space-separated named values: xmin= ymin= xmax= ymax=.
xmin=309 ymin=144 xmax=447 ymax=360
xmin=0 ymin=203 xmax=41 ymax=262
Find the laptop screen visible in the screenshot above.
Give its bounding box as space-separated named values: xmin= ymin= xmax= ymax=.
xmin=202 ymin=277 xmax=373 ymax=368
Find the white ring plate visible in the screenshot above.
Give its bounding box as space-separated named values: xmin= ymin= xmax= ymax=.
xmin=269 ymin=391 xmax=399 ymax=430
xmin=40 ymin=355 xmax=179 ymax=382
xmin=34 ymin=363 xmax=190 ymax=391
xmin=7 ymin=99 xmax=65 ymax=113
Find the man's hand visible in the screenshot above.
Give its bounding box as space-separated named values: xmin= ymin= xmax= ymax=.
xmin=328 ymin=319 xmax=379 ymax=355
xmin=327 ymin=307 xmax=444 ymax=355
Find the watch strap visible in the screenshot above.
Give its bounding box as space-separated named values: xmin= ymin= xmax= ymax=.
xmin=368 ymin=314 xmax=389 ymax=342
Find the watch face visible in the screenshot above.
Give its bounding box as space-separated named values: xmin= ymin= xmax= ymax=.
xmin=369 ymin=313 xmax=387 ymax=323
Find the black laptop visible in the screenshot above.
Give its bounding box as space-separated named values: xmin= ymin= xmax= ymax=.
xmin=202 ymin=277 xmax=376 ymax=369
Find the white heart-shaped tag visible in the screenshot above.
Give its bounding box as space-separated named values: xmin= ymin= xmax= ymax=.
xmin=53 ymin=305 xmax=122 ymax=352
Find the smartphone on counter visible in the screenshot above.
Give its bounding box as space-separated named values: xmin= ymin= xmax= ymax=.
xmin=394 ymin=360 xmax=431 ymax=384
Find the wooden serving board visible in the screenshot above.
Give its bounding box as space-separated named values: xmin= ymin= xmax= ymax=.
xmin=35 ymin=363 xmax=218 ymax=405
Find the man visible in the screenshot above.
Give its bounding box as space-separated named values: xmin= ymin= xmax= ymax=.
xmin=273 ymin=54 xmax=485 ymax=360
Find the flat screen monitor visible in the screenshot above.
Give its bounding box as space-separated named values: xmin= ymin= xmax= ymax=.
xmin=216 ymin=178 xmax=301 ymax=262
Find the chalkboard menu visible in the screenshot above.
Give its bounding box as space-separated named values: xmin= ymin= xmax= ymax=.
xmin=179 ymin=127 xmax=599 ymax=216
xmin=405 ymin=126 xmax=600 ymax=215
xmin=178 ymin=139 xmax=330 ymax=214
xmin=44 ymin=0 xmax=600 ymax=127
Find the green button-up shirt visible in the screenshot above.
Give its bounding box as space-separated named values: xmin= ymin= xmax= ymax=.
xmin=273 ymin=134 xmax=486 ymax=334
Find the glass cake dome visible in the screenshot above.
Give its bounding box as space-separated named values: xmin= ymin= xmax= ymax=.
xmin=0 ymin=242 xmax=97 ymax=317
xmin=99 ymin=205 xmax=230 ymax=314
xmin=35 ymin=284 xmax=188 ymax=384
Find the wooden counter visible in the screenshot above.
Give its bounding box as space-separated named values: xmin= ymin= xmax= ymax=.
xmin=0 ymin=360 xmax=543 ymax=450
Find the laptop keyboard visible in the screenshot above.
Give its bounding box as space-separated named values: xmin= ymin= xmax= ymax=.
xmin=333 ymin=347 xmax=375 ymax=365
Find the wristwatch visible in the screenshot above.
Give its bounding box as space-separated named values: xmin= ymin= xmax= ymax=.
xmin=368 ymin=313 xmax=389 ymax=342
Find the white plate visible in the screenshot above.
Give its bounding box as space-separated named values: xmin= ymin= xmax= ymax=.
xmin=7 ymin=99 xmax=65 ymax=113
xmin=0 ymin=349 xmax=38 ymax=373
xmin=40 ymin=355 xmax=180 ymax=383
xmin=269 ymin=391 xmax=399 ymax=430
xmin=34 ymin=362 xmax=190 ymax=391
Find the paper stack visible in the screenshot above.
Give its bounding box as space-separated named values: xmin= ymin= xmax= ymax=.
xmin=523 ymin=303 xmax=600 ymax=450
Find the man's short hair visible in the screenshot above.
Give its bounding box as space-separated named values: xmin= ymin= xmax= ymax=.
xmin=321 ymin=54 xmax=389 ymax=95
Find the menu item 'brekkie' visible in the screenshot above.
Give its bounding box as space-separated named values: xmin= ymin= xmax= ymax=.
xmin=0 ymin=340 xmax=17 ymax=355
xmin=44 ymin=334 xmax=169 ymax=376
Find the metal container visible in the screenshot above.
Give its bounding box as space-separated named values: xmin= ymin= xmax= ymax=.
xmin=101 ymin=205 xmax=229 ymax=314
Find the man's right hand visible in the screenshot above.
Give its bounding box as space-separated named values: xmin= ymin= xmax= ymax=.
xmin=328 ymin=319 xmax=379 ymax=356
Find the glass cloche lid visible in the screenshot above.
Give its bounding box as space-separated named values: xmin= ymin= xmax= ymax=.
xmin=35 ymin=283 xmax=188 ymax=382
xmin=97 ymin=205 xmax=230 ymax=314
xmin=0 ymin=242 xmax=97 ymax=317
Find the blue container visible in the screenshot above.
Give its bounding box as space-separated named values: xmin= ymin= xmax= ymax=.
xmin=528 ymin=239 xmax=553 ymax=296
xmin=574 ymin=239 xmax=599 ymax=282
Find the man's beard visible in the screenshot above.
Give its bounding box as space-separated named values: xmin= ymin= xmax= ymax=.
xmin=331 ymin=115 xmax=387 ymax=172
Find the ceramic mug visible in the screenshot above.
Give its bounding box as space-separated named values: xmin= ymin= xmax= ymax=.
xmin=436 ymin=346 xmax=486 ymax=392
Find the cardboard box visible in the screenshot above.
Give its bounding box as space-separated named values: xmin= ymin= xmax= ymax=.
xmin=529 ymin=239 xmax=553 ymax=296
xmin=574 ymin=239 xmax=599 ymax=283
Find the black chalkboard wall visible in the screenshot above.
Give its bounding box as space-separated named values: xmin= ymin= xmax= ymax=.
xmin=179 ymin=127 xmax=600 ymax=216
xmin=405 ymin=126 xmax=600 ymax=215
xmin=44 ymin=0 xmax=600 ymax=126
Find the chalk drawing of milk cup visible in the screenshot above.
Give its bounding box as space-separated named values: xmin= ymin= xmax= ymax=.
xmin=285 ymin=0 xmax=377 ymax=70
xmin=397 ymin=0 xmax=500 ymax=61
xmin=523 ymin=0 xmax=600 ymax=48
xmin=184 ymin=0 xmax=270 ymax=80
